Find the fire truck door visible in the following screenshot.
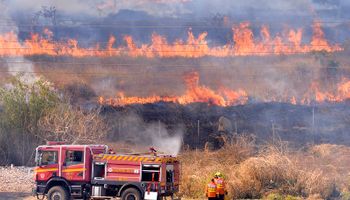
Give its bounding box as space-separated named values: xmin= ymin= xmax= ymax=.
xmin=35 ymin=150 xmax=59 ymax=181
xmin=61 ymin=148 xmax=87 ymax=181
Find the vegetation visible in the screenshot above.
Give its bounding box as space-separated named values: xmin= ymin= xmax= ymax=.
xmin=0 ymin=75 xmax=107 ymax=165
xmin=37 ymin=103 xmax=107 ymax=144
xmin=1 ymin=74 xmax=350 ymax=199
xmin=179 ymin=136 xmax=350 ymax=200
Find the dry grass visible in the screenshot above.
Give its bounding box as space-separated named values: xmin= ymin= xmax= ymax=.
xmin=179 ymin=135 xmax=255 ymax=198
xmin=179 ymin=136 xmax=350 ymax=199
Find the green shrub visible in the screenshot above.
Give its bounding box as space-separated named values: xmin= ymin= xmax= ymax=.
xmin=265 ymin=193 xmax=283 ymax=200
xmin=341 ymin=191 xmax=350 ymax=200
xmin=285 ymin=195 xmax=301 ymax=200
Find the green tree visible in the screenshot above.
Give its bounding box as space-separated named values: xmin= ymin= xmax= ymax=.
xmin=0 ymin=75 xmax=59 ymax=165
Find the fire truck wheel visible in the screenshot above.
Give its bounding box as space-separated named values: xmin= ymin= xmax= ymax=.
xmin=121 ymin=188 xmax=141 ymax=200
xmin=47 ymin=186 xmax=70 ymax=200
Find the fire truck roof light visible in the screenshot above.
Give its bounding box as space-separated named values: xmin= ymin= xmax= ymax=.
xmin=47 ymin=141 xmax=67 ymax=145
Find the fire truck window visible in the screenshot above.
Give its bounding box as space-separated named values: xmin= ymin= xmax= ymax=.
xmin=40 ymin=151 xmax=57 ymax=165
xmin=141 ymin=165 xmax=160 ymax=182
xmin=65 ymin=150 xmax=83 ymax=166
xmin=166 ymin=165 xmax=174 ymax=183
xmin=166 ymin=170 xmax=173 ymax=183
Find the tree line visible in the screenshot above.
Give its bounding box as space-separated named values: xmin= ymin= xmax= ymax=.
xmin=0 ymin=75 xmax=108 ymax=166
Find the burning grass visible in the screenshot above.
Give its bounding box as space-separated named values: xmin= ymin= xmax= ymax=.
xmin=178 ymin=136 xmax=350 ymax=199
xmin=0 ymin=21 xmax=342 ymax=58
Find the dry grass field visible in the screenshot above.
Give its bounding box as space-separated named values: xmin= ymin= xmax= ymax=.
xmin=179 ymin=135 xmax=350 ymax=200
xmin=1 ymin=138 xmax=350 ymax=200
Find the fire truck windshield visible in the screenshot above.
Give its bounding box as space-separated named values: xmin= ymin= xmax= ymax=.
xmin=36 ymin=150 xmax=58 ymax=166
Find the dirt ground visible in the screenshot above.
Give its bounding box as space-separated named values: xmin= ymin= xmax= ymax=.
xmin=0 ymin=166 xmax=35 ymax=200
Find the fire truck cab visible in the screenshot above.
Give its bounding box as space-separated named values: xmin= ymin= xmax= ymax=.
xmin=33 ymin=142 xmax=180 ymax=200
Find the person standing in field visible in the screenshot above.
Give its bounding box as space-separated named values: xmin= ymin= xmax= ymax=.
xmin=214 ymin=172 xmax=226 ymax=200
xmin=205 ymin=178 xmax=217 ymax=200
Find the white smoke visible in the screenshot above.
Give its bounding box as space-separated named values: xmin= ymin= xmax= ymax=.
xmin=4 ymin=0 xmax=191 ymax=17
xmin=115 ymin=113 xmax=183 ymax=156
xmin=4 ymin=0 xmax=348 ymax=19
xmin=0 ymin=1 xmax=37 ymax=83
xmin=6 ymin=58 xmax=37 ymax=83
xmin=142 ymin=122 xmax=183 ymax=156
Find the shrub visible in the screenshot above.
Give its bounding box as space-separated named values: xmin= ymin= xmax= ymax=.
xmin=264 ymin=193 xmax=283 ymax=200
xmin=341 ymin=191 xmax=350 ymax=200
xmin=0 ymin=75 xmax=59 ymax=165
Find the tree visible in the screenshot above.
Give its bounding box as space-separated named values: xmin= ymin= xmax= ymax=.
xmin=37 ymin=104 xmax=107 ymax=144
xmin=0 ymin=75 xmax=108 ymax=165
xmin=0 ymin=75 xmax=59 ymax=165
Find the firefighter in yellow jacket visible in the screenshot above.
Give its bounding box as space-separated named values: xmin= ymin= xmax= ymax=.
xmin=214 ymin=172 xmax=226 ymax=200
xmin=205 ymin=179 xmax=217 ymax=200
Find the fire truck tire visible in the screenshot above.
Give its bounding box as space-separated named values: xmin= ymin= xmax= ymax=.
xmin=121 ymin=188 xmax=141 ymax=200
xmin=47 ymin=186 xmax=70 ymax=200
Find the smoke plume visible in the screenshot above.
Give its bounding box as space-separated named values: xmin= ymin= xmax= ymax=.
xmin=109 ymin=112 xmax=183 ymax=156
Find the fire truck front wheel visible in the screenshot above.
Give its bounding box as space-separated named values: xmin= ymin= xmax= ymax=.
xmin=121 ymin=188 xmax=141 ymax=200
xmin=47 ymin=186 xmax=70 ymax=200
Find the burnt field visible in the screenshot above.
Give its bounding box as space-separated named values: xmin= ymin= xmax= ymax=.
xmin=99 ymin=101 xmax=350 ymax=148
xmin=12 ymin=50 xmax=350 ymax=100
xmin=6 ymin=53 xmax=350 ymax=149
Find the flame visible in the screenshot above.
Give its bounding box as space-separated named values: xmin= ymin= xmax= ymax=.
xmin=99 ymin=72 xmax=248 ymax=107
xmin=98 ymin=75 xmax=350 ymax=107
xmin=294 ymin=79 xmax=350 ymax=104
xmin=290 ymin=96 xmax=297 ymax=105
xmin=0 ymin=22 xmax=342 ymax=58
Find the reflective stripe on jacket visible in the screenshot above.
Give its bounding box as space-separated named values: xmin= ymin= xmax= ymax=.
xmin=206 ymin=182 xmax=217 ymax=198
xmin=215 ymin=177 xmax=225 ymax=194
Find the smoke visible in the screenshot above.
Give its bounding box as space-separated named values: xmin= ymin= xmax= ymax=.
xmin=4 ymin=0 xmax=191 ymax=17
xmin=6 ymin=58 xmax=37 ymax=83
xmin=3 ymin=0 xmax=350 ymax=20
xmin=0 ymin=1 xmax=37 ymax=83
xmin=111 ymin=112 xmax=183 ymax=156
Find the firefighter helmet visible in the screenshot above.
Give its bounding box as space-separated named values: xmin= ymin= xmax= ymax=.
xmin=215 ymin=172 xmax=222 ymax=177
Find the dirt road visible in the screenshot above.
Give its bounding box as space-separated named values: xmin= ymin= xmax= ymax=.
xmin=0 ymin=192 xmax=35 ymax=200
xmin=0 ymin=166 xmax=34 ymax=200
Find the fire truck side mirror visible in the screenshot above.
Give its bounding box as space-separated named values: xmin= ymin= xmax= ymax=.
xmin=36 ymin=150 xmax=43 ymax=166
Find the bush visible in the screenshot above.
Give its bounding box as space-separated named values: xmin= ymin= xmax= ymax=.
xmin=341 ymin=191 xmax=350 ymax=200
xmin=0 ymin=75 xmax=108 ymax=165
xmin=264 ymin=193 xmax=284 ymax=200
xmin=0 ymin=75 xmax=59 ymax=165
xmin=37 ymin=103 xmax=108 ymax=144
xmin=285 ymin=195 xmax=302 ymax=200
xmin=178 ymin=134 xmax=255 ymax=199
xmin=229 ymin=146 xmax=301 ymax=199
xmin=179 ymin=141 xmax=348 ymax=199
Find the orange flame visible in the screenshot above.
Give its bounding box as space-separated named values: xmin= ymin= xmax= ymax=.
xmin=99 ymin=72 xmax=248 ymax=107
xmin=0 ymin=22 xmax=342 ymax=58
xmin=98 ymin=75 xmax=350 ymax=107
xmin=289 ymin=79 xmax=350 ymax=105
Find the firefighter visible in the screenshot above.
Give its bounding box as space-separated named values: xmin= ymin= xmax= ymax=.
xmin=214 ymin=172 xmax=226 ymax=200
xmin=205 ymin=179 xmax=217 ymax=200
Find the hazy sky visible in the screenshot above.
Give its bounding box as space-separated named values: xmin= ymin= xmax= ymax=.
xmin=3 ymin=0 xmax=349 ymax=19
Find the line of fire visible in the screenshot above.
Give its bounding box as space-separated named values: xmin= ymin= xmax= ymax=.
xmin=1 ymin=2 xmax=350 ymax=200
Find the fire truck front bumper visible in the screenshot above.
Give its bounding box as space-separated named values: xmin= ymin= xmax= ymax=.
xmin=32 ymin=184 xmax=46 ymax=196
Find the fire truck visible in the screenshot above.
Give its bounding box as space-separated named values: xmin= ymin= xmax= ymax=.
xmin=33 ymin=142 xmax=180 ymax=200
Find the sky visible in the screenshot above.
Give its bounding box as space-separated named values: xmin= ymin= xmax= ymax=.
xmin=2 ymin=0 xmax=349 ymax=20
xmin=0 ymin=0 xmax=348 ymax=44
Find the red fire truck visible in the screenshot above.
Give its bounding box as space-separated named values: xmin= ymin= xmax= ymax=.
xmin=33 ymin=142 xmax=180 ymax=200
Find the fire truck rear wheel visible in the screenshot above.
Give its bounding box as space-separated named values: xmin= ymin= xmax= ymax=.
xmin=121 ymin=188 xmax=141 ymax=200
xmin=47 ymin=186 xmax=70 ymax=200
